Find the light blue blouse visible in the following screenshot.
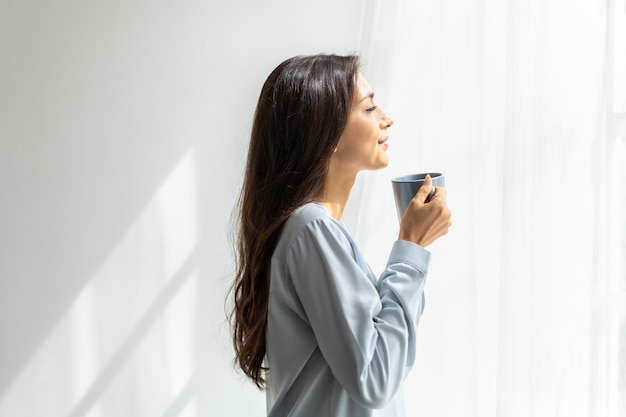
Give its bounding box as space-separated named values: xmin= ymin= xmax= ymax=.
xmin=266 ymin=202 xmax=430 ymax=417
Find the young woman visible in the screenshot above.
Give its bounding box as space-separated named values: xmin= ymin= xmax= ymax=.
xmin=231 ymin=54 xmax=451 ymax=417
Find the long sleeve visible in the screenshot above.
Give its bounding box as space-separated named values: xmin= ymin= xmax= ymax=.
xmin=266 ymin=202 xmax=430 ymax=417
xmin=286 ymin=218 xmax=428 ymax=408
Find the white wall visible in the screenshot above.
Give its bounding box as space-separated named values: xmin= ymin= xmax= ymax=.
xmin=0 ymin=1 xmax=362 ymax=415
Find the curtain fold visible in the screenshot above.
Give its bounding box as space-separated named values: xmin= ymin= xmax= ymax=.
xmin=349 ymin=0 xmax=624 ymax=415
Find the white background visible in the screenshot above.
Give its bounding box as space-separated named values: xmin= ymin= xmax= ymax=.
xmin=2 ymin=1 xmax=625 ymax=416
xmin=0 ymin=0 xmax=362 ymax=416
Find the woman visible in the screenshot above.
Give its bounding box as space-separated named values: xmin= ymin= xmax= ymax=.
xmin=231 ymin=54 xmax=451 ymax=417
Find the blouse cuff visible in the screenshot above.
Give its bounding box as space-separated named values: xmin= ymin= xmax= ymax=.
xmin=388 ymin=240 xmax=431 ymax=275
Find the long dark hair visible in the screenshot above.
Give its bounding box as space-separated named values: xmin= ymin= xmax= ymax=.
xmin=230 ymin=54 xmax=360 ymax=388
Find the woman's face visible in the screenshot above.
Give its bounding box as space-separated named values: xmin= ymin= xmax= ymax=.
xmin=331 ymin=73 xmax=394 ymax=175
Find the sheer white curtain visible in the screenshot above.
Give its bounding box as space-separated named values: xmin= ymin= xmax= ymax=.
xmin=345 ymin=0 xmax=626 ymax=416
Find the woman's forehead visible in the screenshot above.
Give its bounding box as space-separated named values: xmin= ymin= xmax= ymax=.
xmin=355 ymin=72 xmax=374 ymax=100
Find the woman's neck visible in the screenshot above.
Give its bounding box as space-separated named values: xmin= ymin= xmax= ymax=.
xmin=314 ymin=168 xmax=356 ymax=222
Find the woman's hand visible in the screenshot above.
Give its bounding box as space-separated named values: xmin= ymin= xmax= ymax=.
xmin=398 ymin=175 xmax=452 ymax=247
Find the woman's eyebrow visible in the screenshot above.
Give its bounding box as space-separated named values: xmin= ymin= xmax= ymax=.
xmin=359 ymin=92 xmax=375 ymax=102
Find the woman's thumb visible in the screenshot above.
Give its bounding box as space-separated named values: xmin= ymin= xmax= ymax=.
xmin=414 ymin=175 xmax=435 ymax=203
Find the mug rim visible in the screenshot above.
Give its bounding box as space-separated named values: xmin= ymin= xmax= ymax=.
xmin=391 ymin=172 xmax=443 ymax=183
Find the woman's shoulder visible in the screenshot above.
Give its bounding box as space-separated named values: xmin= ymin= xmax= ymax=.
xmin=284 ymin=202 xmax=337 ymax=237
xmin=291 ymin=201 xmax=331 ymax=223
xmin=274 ymin=202 xmax=348 ymax=259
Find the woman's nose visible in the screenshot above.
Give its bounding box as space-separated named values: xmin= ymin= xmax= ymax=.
xmin=380 ymin=111 xmax=394 ymax=129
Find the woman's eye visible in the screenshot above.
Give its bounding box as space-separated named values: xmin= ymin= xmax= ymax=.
xmin=366 ymin=106 xmax=378 ymax=112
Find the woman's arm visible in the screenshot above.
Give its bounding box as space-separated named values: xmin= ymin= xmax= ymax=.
xmin=286 ymin=218 xmax=429 ymax=409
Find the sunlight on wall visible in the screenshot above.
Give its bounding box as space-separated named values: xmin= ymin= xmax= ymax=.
xmin=0 ymin=150 xmax=200 ymax=417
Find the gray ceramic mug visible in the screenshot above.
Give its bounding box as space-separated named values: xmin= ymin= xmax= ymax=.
xmin=391 ymin=173 xmax=445 ymax=221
